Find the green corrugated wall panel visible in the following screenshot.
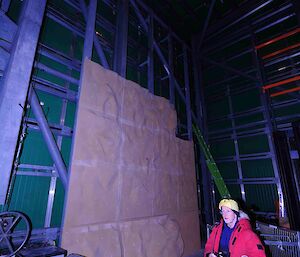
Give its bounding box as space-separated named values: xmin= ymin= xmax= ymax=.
xmin=270 ymin=93 xmax=296 ymax=103
xmin=37 ymin=55 xmax=72 ymax=76
xmin=126 ymin=65 xmax=138 ymax=82
xmin=256 ymin=15 xmax=298 ymax=44
xmin=216 ymin=38 xmax=249 ymax=58
xmin=6 ymin=0 xmax=22 ymax=23
xmin=98 ymin=1 xmax=116 ymax=24
xmin=207 ymin=98 xmax=230 ymax=118
xmin=207 ymin=120 xmax=232 ymax=132
xmin=20 ymin=130 xmax=53 ymax=166
xmin=203 ymin=67 xmax=227 ymax=84
xmin=74 ymin=37 xmax=84 ymax=62
xmin=214 ymin=184 xmax=241 ymax=207
xmin=139 ymin=70 xmax=148 ymax=89
xmin=8 ymin=176 xmax=50 ymax=228
xmin=35 ymin=55 xmax=81 ymax=89
xmin=40 ymin=18 xmax=74 ymax=55
xmin=61 ymin=137 xmax=72 ymax=168
xmin=218 ymin=162 xmax=239 ymax=179
xmin=175 ymin=91 xmax=187 ymax=126
xmin=238 ymin=134 xmax=269 ymax=154
xmin=205 ymin=85 xmax=227 ymax=98
xmin=33 ymin=68 xmax=68 ymax=88
xmin=241 ymin=159 xmax=274 ymax=178
xmin=49 ymin=0 xmax=84 ymax=21
xmin=274 ymin=104 xmax=300 ymax=118
xmin=244 ymin=184 xmax=278 ymax=212
xmin=227 ymin=53 xmax=253 ymax=70
xmin=65 ymin=102 xmax=76 ymax=128
xmin=211 ymin=140 xmax=235 ymax=157
xmin=127 ymin=45 xmax=138 ymax=60
xmin=128 ymin=15 xmax=140 ymax=41
xmin=50 ymin=180 xmax=64 ymax=227
xmin=227 ymin=184 xmax=242 ymax=200
xmin=231 ymin=88 xmax=261 ymax=112
xmin=91 ymin=47 xmax=113 ymax=68
xmin=235 ymin=112 xmax=264 ymax=126
xmin=33 ymin=91 xmax=63 ymax=124
xmin=95 ymin=24 xmax=113 ymax=45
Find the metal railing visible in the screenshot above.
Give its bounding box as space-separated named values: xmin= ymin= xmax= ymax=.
xmin=256 ymin=222 xmax=300 ymax=257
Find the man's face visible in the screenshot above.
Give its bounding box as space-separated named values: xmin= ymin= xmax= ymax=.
xmin=220 ymin=206 xmax=237 ymax=228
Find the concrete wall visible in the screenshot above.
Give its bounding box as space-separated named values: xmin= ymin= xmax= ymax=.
xmin=61 ymin=59 xmax=200 ymax=257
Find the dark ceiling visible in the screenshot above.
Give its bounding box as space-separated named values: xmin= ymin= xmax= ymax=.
xmin=143 ymin=0 xmax=249 ymax=40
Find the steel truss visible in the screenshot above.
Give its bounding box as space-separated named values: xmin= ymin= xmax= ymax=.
xmin=0 ymin=0 xmax=203 ymax=244
xmin=196 ymin=0 xmax=300 ymax=230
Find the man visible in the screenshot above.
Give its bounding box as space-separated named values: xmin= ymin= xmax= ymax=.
xmin=204 ymin=198 xmax=266 ymax=257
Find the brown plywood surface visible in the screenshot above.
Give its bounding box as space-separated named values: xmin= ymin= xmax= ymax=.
xmin=61 ymin=59 xmax=200 ymax=257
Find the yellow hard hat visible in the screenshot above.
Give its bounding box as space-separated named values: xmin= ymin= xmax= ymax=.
xmin=219 ymin=199 xmax=239 ymax=212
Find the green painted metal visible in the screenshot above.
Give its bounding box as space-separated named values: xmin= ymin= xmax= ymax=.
xmin=244 ymin=184 xmax=278 ymax=212
xmin=192 ymin=124 xmax=231 ymax=198
xmin=8 ymin=175 xmax=50 ymax=228
xmin=241 ymin=159 xmax=275 ymax=178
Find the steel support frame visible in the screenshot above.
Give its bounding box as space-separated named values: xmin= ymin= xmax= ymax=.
xmin=201 ymin=56 xmax=259 ymax=82
xmin=198 ymin=1 xmax=296 ymax=223
xmin=205 ymin=0 xmax=274 ymax=41
xmin=183 ymin=46 xmax=192 ymax=140
xmin=44 ymin=30 xmax=78 ymax=228
xmin=0 ymin=0 xmax=11 ymax=12
xmin=192 ymin=38 xmax=214 ymax=235
xmin=0 ymin=0 xmax=47 ymax=204
xmin=251 ymin=32 xmax=285 ymax=220
xmin=79 ymin=0 xmax=109 ymax=69
xmin=129 ymin=0 xmax=196 ymax=135
xmin=227 ymin=85 xmax=246 ymax=202
xmin=29 ymin=90 xmax=68 ymax=189
xmin=197 ymin=0 xmax=216 ymax=50
xmin=168 ymin=32 xmax=175 ymax=104
xmin=0 ymin=0 xmax=201 ymax=245
xmin=203 ymin=2 xmax=294 ymax=56
xmin=147 ymin=12 xmax=154 ymax=94
xmin=113 ymin=0 xmax=129 ymax=77
xmin=61 ymin=0 xmax=98 ymax=226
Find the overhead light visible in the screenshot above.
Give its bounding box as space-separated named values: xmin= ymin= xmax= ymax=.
xmin=278 ymin=67 xmax=286 ymax=71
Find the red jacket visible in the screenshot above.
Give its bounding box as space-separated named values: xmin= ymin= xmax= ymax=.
xmin=204 ymin=212 xmax=266 ymax=257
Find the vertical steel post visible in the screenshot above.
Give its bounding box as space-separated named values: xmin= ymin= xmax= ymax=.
xmin=0 ymin=0 xmax=11 ymax=12
xmin=292 ymin=0 xmax=300 ymax=25
xmin=79 ymin=0 xmax=109 ymax=69
xmin=44 ymin=34 xmax=78 ymax=228
xmin=227 ymin=85 xmax=246 ymax=202
xmin=81 ymin=0 xmax=97 ymax=60
xmin=168 ymin=32 xmax=175 ymax=105
xmin=183 ymin=45 xmax=192 ymax=139
xmin=191 ymin=38 xmax=214 ymax=229
xmin=147 ymin=12 xmax=154 ymax=93
xmin=0 ymin=0 xmax=47 ymax=204
xmin=29 ymin=90 xmax=68 ymax=189
xmin=61 ymin=0 xmax=98 ymax=242
xmin=113 ymin=0 xmax=129 ymax=78
xmin=251 ymin=32 xmax=285 ymax=221
xmin=129 ymin=0 xmax=187 ymax=103
xmin=69 ymin=0 xmax=97 ymax=176
xmin=198 ymin=0 xmax=216 ymax=50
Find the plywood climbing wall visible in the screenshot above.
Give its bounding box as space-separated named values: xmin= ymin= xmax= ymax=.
xmin=61 ymin=59 xmax=200 ymax=257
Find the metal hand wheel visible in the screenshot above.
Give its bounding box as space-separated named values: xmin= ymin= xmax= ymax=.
xmin=0 ymin=211 xmax=31 ymax=257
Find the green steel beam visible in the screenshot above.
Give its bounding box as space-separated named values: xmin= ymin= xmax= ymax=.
xmin=192 ymin=124 xmax=231 ymax=198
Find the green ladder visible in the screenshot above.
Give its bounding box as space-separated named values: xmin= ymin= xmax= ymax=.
xmin=192 ymin=124 xmax=231 ymax=198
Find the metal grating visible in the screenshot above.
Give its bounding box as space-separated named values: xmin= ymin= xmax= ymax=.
xmin=256 ymin=221 xmax=300 ymax=257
